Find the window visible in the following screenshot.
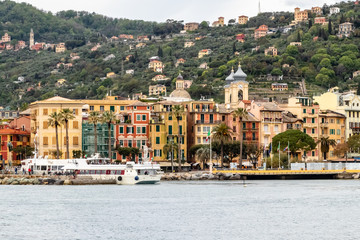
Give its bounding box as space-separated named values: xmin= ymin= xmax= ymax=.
xmin=156 ymin=125 xmax=160 ymax=132
xmin=337 ymin=129 xmax=340 ymax=135
xmin=312 ymin=151 xmax=315 ymax=156
xmin=203 ymin=126 xmax=210 ymax=133
xmin=73 ymin=136 xmax=79 ymax=145
xmin=127 ymin=127 xmax=133 ymax=134
xmin=252 ymin=123 xmax=256 ymax=129
xmin=100 ymin=106 xmax=104 ymax=111
xmin=169 ymin=115 xmax=172 ymax=120
xmin=233 ymin=126 xmax=236 ymax=132
xmin=330 ymin=119 xmax=334 ymax=124
xmin=142 ymin=115 xmax=146 ymax=121
xmin=168 ymin=125 xmax=172 ymax=134
xmin=119 ymin=140 xmax=124 ymax=146
xmin=43 ymin=137 xmax=48 ymax=145
xmin=312 ymin=128 xmax=315 ymax=134
xmin=137 ymin=127 xmax=141 ymax=134
xmin=243 ymin=132 xmax=246 ymax=140
xmin=303 ymin=118 xmax=306 ymax=123
xmin=243 ymin=123 xmax=246 ymax=129
xmin=142 ymin=127 xmax=146 ymax=134
xmin=137 ymin=140 xmax=141 ymax=148
xmin=73 ymin=121 xmax=78 ymax=129
xmin=197 ymin=137 xmax=201 ymax=144
xmin=134 ymin=106 xmax=137 ymax=110
xmin=136 ymin=115 xmax=141 ymax=121
xmin=222 ymin=116 xmax=225 ymax=121
xmin=330 ymin=129 xmax=335 ymax=135
xmin=197 ymin=127 xmax=201 ymax=132
xmin=73 ymin=109 xmax=79 ymax=115
xmin=119 ymin=127 xmax=124 ymax=134
xmin=179 ymin=126 xmax=182 ymax=135
xmin=349 ymin=112 xmax=351 ymax=117
xmin=120 ymin=106 xmax=124 ymax=111
xmin=303 ymin=129 xmax=306 ymax=133
xmin=303 ymin=109 xmax=306 ymax=114
xmin=128 ymin=140 xmax=132 ymax=147
xmin=312 ymin=118 xmax=315 ymax=123
xmin=43 ymin=109 xmax=48 ymax=115
xmin=275 ymin=125 xmax=279 ymax=132
xmin=264 ymin=125 xmax=269 ymax=132
xmin=312 ymin=109 xmax=315 ymax=114
xmin=90 ymin=106 xmax=94 ymax=111
xmin=43 ymin=121 xmax=48 ymax=129
xmin=252 ymin=133 xmax=256 ymax=140
xmin=156 ymin=137 xmax=160 ymax=145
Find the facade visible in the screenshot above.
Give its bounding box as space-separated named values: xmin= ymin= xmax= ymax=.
xmin=82 ymin=122 xmax=114 ymax=158
xmin=184 ymin=41 xmax=195 ymax=48
xmin=9 ymin=116 xmax=31 ymax=133
xmin=311 ymin=7 xmax=322 ymax=15
xmin=1 ymin=33 xmax=11 ymax=43
xmin=264 ymin=46 xmax=278 ymax=56
xmin=83 ymin=96 xmax=135 ymax=113
xmin=152 ymin=75 xmax=169 ymax=81
xmin=115 ymin=102 xmax=151 ymax=162
xmin=149 ymin=85 xmax=166 ymax=96
xmin=184 ymin=22 xmax=199 ymax=31
xmin=236 ymin=34 xmax=245 ymax=42
xmin=314 ymin=17 xmax=328 ymax=25
xmin=271 ymin=83 xmax=288 ymax=91
xmin=254 ymin=25 xmax=268 ymax=40
xmin=198 ymin=49 xmax=212 ymax=58
xmin=148 ymin=60 xmax=164 ymax=72
xmin=338 ymin=22 xmax=354 ymax=37
xmin=238 ymin=15 xmax=248 ymax=25
xmin=29 ymin=96 xmax=83 ymax=159
xmin=0 ymin=129 xmax=30 ymax=167
xmin=290 ymin=42 xmax=302 ymax=46
xmin=353 ymin=71 xmax=360 ymax=78
xmin=29 ymin=29 xmax=34 ymax=48
xmin=329 ymin=7 xmax=340 ymax=15
xmin=0 ymin=109 xmax=19 ymax=120
xmin=294 ymin=8 xmax=308 ymax=22
xmin=55 ymin=43 xmax=66 ymax=53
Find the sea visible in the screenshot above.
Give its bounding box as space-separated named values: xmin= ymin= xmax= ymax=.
xmin=0 ymin=180 xmax=359 ymax=240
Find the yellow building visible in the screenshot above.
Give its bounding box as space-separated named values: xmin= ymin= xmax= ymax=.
xmin=238 ymin=15 xmax=248 ymax=25
xmin=83 ymin=96 xmax=136 ymax=113
xmin=198 ymin=49 xmax=212 ymax=58
xmin=149 ymin=101 xmax=188 ymax=168
xmin=55 ymin=43 xmax=66 ymax=53
xmin=29 ymin=96 xmax=84 ymax=159
xmin=294 ymin=7 xmax=309 ymax=23
xmin=148 ymin=60 xmax=164 ymax=72
xmin=319 ymin=110 xmax=346 ymax=161
xmin=264 ymin=46 xmax=278 ymax=56
xmin=149 ymin=84 xmax=166 ymax=96
xmin=311 ymin=7 xmax=322 ymax=16
xmin=218 ymin=17 xmax=225 ymax=26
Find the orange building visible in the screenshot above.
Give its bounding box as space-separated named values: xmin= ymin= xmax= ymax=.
xmin=254 ymin=25 xmax=268 ymax=40
xmin=0 ymin=128 xmax=30 ymax=168
xmin=294 ymin=7 xmax=309 ymax=22
xmin=238 ymin=15 xmax=248 ymax=25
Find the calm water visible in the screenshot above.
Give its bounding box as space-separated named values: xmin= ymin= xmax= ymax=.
xmin=0 ymin=180 xmax=359 ymax=240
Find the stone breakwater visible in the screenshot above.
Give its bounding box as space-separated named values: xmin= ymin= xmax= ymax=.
xmin=0 ymin=176 xmax=115 ymax=185
xmin=161 ymin=172 xmax=243 ymax=181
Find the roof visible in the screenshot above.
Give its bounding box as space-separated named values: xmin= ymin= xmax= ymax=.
xmin=319 ymin=110 xmax=346 ymax=118
xmin=256 ymin=102 xmax=283 ymax=112
xmin=169 ymin=89 xmax=191 ymax=99
xmin=128 ymin=101 xmax=150 ymax=107
xmin=30 ymin=96 xmax=84 ymax=106
xmin=0 ymin=129 xmax=29 ymax=135
xmin=233 ymin=64 xmax=247 ymax=80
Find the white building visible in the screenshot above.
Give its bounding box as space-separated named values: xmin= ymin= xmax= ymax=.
xmin=329 ymin=7 xmax=340 ymax=15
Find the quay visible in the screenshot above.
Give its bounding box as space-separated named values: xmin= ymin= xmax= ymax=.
xmin=213 ymin=169 xmax=360 ymax=180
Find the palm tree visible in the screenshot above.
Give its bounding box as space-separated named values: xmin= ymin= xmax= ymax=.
xmin=101 ymin=111 xmax=116 ymax=161
xmin=233 ymin=108 xmax=248 ymax=168
xmin=60 ymin=109 xmax=75 ymax=159
xmin=48 ymin=112 xmax=62 ymax=159
xmin=196 ymin=145 xmax=215 ymax=170
xmin=212 ymin=123 xmax=232 ymax=168
xmin=317 ymin=136 xmax=337 ymax=160
xmin=172 ymin=105 xmax=185 ymax=172
xmin=88 ymin=111 xmax=100 ymax=154
xmin=163 ymin=140 xmax=178 ymax=173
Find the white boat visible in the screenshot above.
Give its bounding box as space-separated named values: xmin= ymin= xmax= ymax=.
xmin=116 ymin=162 xmax=162 ymax=185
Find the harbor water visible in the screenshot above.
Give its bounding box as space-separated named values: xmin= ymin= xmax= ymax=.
xmin=0 ymin=180 xmax=359 ymax=240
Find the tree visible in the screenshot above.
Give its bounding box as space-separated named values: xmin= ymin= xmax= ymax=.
xmin=347 ymin=135 xmax=360 ymax=152
xmin=245 ymin=144 xmax=264 ymax=168
xmin=212 ymin=123 xmax=232 ymax=167
xmin=101 ymin=111 xmax=116 ymax=161
xmin=308 ymin=19 xmax=313 ymax=29
xmin=328 ymin=19 xmax=332 ymax=35
xmin=286 ymin=45 xmax=299 ymax=57
xmin=157 ymin=46 xmax=163 ymax=58
xmin=297 ymin=31 xmax=301 ymax=42
xmin=271 ymin=68 xmax=283 ymax=76
xmin=272 ymin=130 xmax=316 ymax=160
xmin=48 ymin=112 xmax=62 ymax=159
xmin=88 ymin=111 xmax=100 ymax=154
xmin=196 ymin=145 xmax=215 ymax=170
xmin=223 ymin=142 xmax=240 ymax=164
xmin=233 ymin=108 xmax=248 ymax=168
xmin=317 ymin=136 xmax=337 ymax=160
xmin=334 ymin=143 xmax=349 ymax=162
xmin=60 ymin=108 xmax=75 ymax=159
xmin=172 ymin=105 xmax=185 ymax=172
xmin=163 ymin=141 xmax=178 ymax=172
xmin=118 ymin=147 xmax=140 ymax=161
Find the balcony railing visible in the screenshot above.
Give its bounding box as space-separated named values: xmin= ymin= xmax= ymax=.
xmin=150 ymin=119 xmax=165 ymax=124
xmin=195 ymin=120 xmax=221 ymax=125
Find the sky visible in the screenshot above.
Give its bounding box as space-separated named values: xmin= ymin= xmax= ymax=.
xmin=14 ymin=0 xmax=340 ymax=23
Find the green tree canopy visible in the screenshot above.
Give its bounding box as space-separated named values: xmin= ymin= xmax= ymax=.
xmin=272 ymin=130 xmax=316 ymax=155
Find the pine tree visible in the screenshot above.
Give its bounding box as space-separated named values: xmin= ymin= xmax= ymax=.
xmin=328 ymin=19 xmax=332 ymax=35
xmin=232 ymin=42 xmax=236 ymax=53
xmin=309 ymin=19 xmax=313 ymax=29
xmin=297 ymin=31 xmax=301 ymax=42
xmin=157 ymin=46 xmax=163 ymax=57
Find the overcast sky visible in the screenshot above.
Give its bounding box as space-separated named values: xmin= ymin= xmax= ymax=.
xmin=15 ymin=0 xmax=340 ymax=23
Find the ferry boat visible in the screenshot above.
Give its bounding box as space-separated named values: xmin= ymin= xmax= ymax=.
xmin=116 ymin=162 xmax=161 ymax=185
xmin=21 ymin=153 xmax=162 ymax=183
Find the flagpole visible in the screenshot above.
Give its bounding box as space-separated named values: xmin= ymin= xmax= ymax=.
xmin=209 ymin=134 xmax=212 ymax=174
xmin=278 ymin=142 xmax=281 ymax=170
xmin=288 ymin=141 xmax=290 ymax=169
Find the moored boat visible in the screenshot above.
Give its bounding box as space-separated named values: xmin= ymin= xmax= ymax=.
xmin=116 ymin=162 xmax=161 ymax=185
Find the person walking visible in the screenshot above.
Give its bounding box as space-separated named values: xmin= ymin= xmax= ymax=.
xmin=28 ymin=168 xmax=31 ymax=175
xmin=15 ymin=167 xmax=17 ymax=175
xmin=22 ymin=168 xmax=25 ymax=175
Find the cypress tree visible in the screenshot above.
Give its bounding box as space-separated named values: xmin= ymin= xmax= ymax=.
xmin=309 ymin=19 xmax=313 ymax=29
xmin=297 ymin=31 xmax=301 ymax=42
xmin=328 ymin=19 xmax=332 ymax=35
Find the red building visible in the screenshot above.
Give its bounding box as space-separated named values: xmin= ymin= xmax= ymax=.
xmin=254 ymin=25 xmax=268 ymax=40
xmin=115 ymin=101 xmax=152 ymax=162
xmin=236 ymin=34 xmax=245 ymax=42
xmin=0 ymin=128 xmax=30 ymax=168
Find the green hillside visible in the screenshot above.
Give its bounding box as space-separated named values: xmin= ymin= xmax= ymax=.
xmin=0 ymin=0 xmax=359 ymax=110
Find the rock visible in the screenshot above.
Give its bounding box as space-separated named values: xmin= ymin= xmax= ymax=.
xmin=63 ymin=179 xmax=72 ymax=185
xmin=11 ymin=181 xmax=19 ymax=185
xmin=6 ymin=178 xmax=15 ymax=185
xmin=33 ymin=179 xmax=41 ymax=185
xmin=20 ymin=178 xmax=30 ymax=185
xmin=191 ymin=176 xmax=200 ymax=180
xmin=2 ymin=177 xmax=9 ymax=185
xmin=55 ymin=180 xmax=64 ymax=185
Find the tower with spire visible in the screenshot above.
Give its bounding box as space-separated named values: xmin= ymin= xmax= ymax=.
xmin=224 ymin=63 xmax=249 ymax=108
xmin=258 ymin=0 xmax=261 ymax=15
xmin=29 ymin=28 xmax=34 ymax=49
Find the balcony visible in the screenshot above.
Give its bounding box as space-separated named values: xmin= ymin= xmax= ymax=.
xmin=195 ymin=120 xmax=221 ymax=125
xmin=320 ymin=122 xmax=328 ymax=128
xmin=264 ymin=131 xmax=271 ymax=135
xmin=243 ymin=127 xmax=259 ymax=131
xmin=150 ymin=119 xmax=165 ymax=124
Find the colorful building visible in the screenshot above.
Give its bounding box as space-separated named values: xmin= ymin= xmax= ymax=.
xmin=184 ymin=22 xmax=199 ymax=31
xmin=254 ymin=25 xmax=268 ymax=40
xmin=0 ymin=128 xmax=30 ymax=167
xmin=238 ymin=15 xmax=248 ymax=25
xmin=294 ymin=7 xmax=309 ymax=23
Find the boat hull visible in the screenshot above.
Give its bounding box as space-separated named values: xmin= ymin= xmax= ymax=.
xmin=116 ymin=175 xmax=161 ymax=185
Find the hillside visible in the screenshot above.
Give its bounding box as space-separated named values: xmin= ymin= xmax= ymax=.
xmin=0 ymin=0 xmax=359 ymax=110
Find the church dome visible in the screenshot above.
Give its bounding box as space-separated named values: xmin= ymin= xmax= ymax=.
xmin=233 ymin=64 xmax=247 ymax=81
xmin=177 ymin=73 xmax=184 ymax=80
xmin=169 ymin=89 xmax=191 ymax=99
xmin=225 ymin=68 xmax=235 ymax=82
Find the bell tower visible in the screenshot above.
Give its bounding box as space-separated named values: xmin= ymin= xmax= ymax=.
xmin=224 ymin=63 xmax=249 ymax=109
xmin=29 ymin=29 xmax=34 ymax=48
